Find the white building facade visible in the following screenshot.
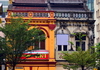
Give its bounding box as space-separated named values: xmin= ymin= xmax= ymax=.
xmin=94 ymin=0 xmax=100 ymax=44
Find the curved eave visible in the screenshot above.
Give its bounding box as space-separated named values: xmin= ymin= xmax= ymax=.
xmin=13 ymin=2 xmax=48 ymax=7
xmin=49 ymin=2 xmax=83 ymax=5
xmin=50 ymin=3 xmax=83 ymax=7
xmin=56 ymin=19 xmax=95 ymax=24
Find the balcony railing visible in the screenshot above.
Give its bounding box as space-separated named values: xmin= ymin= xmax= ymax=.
xmin=33 ymin=12 xmax=49 ymax=17
xmin=54 ymin=12 xmax=93 ymax=19
xmin=8 ymin=11 xmax=93 ymax=19
xmin=8 ymin=11 xmax=54 ymax=18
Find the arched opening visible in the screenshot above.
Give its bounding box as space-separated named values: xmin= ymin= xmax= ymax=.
xmin=34 ymin=31 xmax=45 ymax=50
xmin=28 ymin=30 xmax=45 ymax=50
xmin=74 ymin=32 xmax=87 ymax=51
xmin=56 ymin=28 xmax=69 ymax=51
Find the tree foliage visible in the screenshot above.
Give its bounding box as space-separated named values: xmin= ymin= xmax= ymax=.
xmin=63 ymin=48 xmax=96 ymax=70
xmin=0 ymin=17 xmax=45 ymax=70
xmin=95 ymin=43 xmax=100 ymax=67
xmin=62 ymin=33 xmax=96 ymax=70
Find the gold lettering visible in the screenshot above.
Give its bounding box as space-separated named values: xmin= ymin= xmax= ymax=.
xmin=44 ymin=54 xmax=46 ymax=58
xmin=36 ymin=55 xmax=40 ymax=58
xmin=34 ymin=55 xmax=37 ymax=58
xmin=34 ymin=54 xmax=47 ymax=58
xmin=40 ymin=54 xmax=43 ymax=58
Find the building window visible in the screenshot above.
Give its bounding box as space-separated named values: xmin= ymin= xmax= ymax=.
xmin=97 ymin=23 xmax=99 ymax=32
xmin=34 ymin=31 xmax=45 ymax=50
xmin=35 ymin=40 xmax=45 ymax=49
xmin=56 ymin=34 xmax=69 ymax=51
xmin=63 ymin=45 xmax=67 ymax=51
xmin=58 ymin=45 xmax=62 ymax=51
xmin=57 ymin=45 xmax=67 ymax=51
xmin=75 ymin=33 xmax=86 ymax=51
xmin=76 ymin=42 xmax=85 ymax=51
xmin=96 ymin=10 xmax=99 ymax=18
xmin=97 ymin=37 xmax=100 ymax=43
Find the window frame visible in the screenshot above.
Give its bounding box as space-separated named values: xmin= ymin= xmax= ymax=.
xmin=56 ymin=34 xmax=69 ymax=51
xmin=75 ymin=34 xmax=86 ymax=51
xmin=57 ymin=45 xmax=67 ymax=51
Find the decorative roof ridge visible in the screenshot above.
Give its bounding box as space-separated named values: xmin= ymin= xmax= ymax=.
xmin=49 ymin=0 xmax=87 ymax=4
xmin=14 ymin=0 xmax=48 ymax=4
xmin=12 ymin=2 xmax=48 ymax=7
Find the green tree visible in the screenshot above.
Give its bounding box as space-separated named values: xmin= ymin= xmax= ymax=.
xmin=95 ymin=43 xmax=100 ymax=68
xmin=0 ymin=17 xmax=45 ymax=70
xmin=63 ymin=48 xmax=96 ymax=70
xmin=62 ymin=33 xmax=96 ymax=70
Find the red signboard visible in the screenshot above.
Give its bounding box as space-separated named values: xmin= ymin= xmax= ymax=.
xmin=21 ymin=50 xmax=49 ymax=60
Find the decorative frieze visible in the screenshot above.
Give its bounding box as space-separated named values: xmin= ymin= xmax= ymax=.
xmin=54 ymin=12 xmax=93 ymax=19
